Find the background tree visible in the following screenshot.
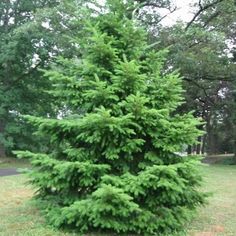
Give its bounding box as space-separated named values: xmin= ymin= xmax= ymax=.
xmin=141 ymin=0 xmax=236 ymax=155
xmin=3 ymin=0 xmax=234 ymax=158
xmin=0 ymin=0 xmax=61 ymax=156
xmin=16 ymin=0 xmax=206 ymax=235
xmin=196 ymin=0 xmax=236 ymax=158
xmin=0 ymin=0 xmax=91 ymax=156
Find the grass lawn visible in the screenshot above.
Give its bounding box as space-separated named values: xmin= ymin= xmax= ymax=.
xmin=188 ymin=165 xmax=236 ymax=236
xmin=0 ymin=164 xmax=236 ymax=236
xmin=0 ymin=175 xmax=78 ymax=236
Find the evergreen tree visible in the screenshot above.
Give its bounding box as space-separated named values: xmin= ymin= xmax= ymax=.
xmin=16 ymin=0 xmax=207 ymax=235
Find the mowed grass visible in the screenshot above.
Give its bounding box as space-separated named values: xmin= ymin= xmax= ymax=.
xmin=0 ymin=175 xmax=78 ymax=236
xmin=0 ymin=165 xmax=236 ymax=236
xmin=188 ymin=165 xmax=236 ymax=236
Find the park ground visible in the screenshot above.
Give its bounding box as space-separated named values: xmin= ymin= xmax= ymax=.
xmin=0 ymin=158 xmax=236 ymax=236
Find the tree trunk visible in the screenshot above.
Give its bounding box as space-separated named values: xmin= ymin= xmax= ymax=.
xmin=0 ymin=122 xmax=6 ymax=157
xmin=196 ymin=136 xmax=202 ymax=155
xmin=206 ymin=112 xmax=219 ymax=155
xmin=187 ymin=145 xmax=192 ymax=155
xmin=201 ymin=134 xmax=207 ymax=155
xmin=232 ymin=121 xmax=236 ymax=164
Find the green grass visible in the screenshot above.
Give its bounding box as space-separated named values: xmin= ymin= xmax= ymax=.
xmin=188 ymin=165 xmax=236 ymax=236
xmin=0 ymin=165 xmax=236 ymax=236
xmin=0 ymin=175 xmax=78 ymax=236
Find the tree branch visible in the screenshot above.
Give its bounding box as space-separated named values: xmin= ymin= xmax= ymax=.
xmin=185 ymin=0 xmax=225 ymax=31
xmin=141 ymin=6 xmax=178 ymax=25
xmin=132 ymin=0 xmax=177 ymax=22
xmin=203 ymin=11 xmax=221 ymax=27
xmin=183 ymin=77 xmax=217 ymax=105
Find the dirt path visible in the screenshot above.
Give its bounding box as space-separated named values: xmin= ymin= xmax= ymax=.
xmin=0 ymin=168 xmax=19 ymax=177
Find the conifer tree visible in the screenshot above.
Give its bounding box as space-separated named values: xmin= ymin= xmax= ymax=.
xmin=16 ymin=0 xmax=207 ymax=235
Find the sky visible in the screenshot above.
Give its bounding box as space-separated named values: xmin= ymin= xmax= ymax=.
xmin=161 ymin=0 xmax=197 ymax=26
xmin=97 ymin=0 xmax=198 ymax=26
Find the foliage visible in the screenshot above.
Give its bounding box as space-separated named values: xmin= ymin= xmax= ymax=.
xmin=152 ymin=0 xmax=236 ymax=155
xmin=189 ymin=0 xmax=236 ymax=156
xmin=0 ymin=0 xmax=61 ymax=155
xmin=15 ymin=0 xmax=207 ymax=235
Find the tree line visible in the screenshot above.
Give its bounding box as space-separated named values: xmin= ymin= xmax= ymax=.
xmin=0 ymin=0 xmax=235 ymax=158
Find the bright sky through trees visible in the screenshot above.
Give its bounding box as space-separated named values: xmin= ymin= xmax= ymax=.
xmin=97 ymin=0 xmax=197 ymax=26
xmin=161 ymin=0 xmax=197 ymax=25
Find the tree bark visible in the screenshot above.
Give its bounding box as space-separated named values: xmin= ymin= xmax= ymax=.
xmin=206 ymin=111 xmax=219 ymax=155
xmin=187 ymin=145 xmax=192 ymax=155
xmin=201 ymin=134 xmax=207 ymax=155
xmin=196 ymin=136 xmax=202 ymax=155
xmin=0 ymin=122 xmax=6 ymax=157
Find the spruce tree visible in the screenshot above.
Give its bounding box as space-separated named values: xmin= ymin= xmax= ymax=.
xmin=16 ymin=0 xmax=207 ymax=235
